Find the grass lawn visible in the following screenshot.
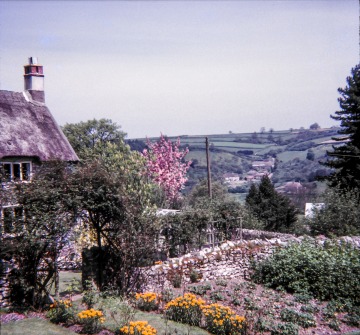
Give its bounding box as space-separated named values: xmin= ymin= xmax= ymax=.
xmin=1 ymin=318 xmax=79 ymax=335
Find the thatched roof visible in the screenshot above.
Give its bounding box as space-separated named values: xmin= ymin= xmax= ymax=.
xmin=0 ymin=90 xmax=79 ymax=162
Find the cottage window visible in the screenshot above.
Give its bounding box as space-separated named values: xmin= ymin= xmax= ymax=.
xmin=1 ymin=162 xmax=32 ymax=182
xmin=1 ymin=206 xmax=24 ymax=234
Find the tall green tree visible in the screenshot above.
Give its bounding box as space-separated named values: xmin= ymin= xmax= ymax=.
xmin=322 ymin=64 xmax=360 ymax=190
xmin=246 ymin=175 xmax=298 ymax=232
xmin=62 ymin=118 xmax=126 ymax=160
xmin=1 ymin=162 xmax=77 ymax=308
xmin=70 ymin=142 xmax=158 ymax=292
xmin=308 ymin=186 xmax=360 ymax=237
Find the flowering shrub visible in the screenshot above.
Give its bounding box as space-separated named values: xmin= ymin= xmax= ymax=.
xmin=202 ymin=303 xmax=246 ymax=335
xmin=135 ymin=292 xmax=159 ymax=311
xmin=47 ymin=299 xmax=75 ymax=325
xmin=119 ymin=321 xmax=157 ymax=335
xmin=143 ymin=134 xmax=191 ymax=204
xmin=78 ymin=308 xmax=105 ymax=334
xmin=165 ymin=293 xmax=205 ymax=326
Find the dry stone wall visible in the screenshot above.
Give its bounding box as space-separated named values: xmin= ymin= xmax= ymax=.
xmin=143 ymin=230 xmax=360 ymax=292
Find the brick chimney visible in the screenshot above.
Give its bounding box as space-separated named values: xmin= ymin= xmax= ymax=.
xmin=24 ymin=57 xmax=45 ymax=103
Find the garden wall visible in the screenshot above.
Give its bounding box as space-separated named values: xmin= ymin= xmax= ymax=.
xmin=143 ymin=230 xmax=360 ymax=292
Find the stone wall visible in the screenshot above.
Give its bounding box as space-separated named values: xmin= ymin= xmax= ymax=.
xmin=143 ymin=230 xmax=360 ymax=292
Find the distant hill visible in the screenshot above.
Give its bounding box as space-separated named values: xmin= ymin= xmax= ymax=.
xmin=127 ymin=127 xmax=343 ymax=209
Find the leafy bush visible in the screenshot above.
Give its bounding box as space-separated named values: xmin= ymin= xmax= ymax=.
xmin=165 ymin=293 xmax=205 ymax=326
xmin=270 ymin=322 xmax=299 ymax=335
xmin=202 ymin=303 xmax=246 ymax=335
xmin=119 ymin=321 xmax=157 ymax=335
xmin=47 ymin=299 xmax=76 ymax=325
xmin=243 ymin=296 xmax=258 ymax=311
xmin=210 ymin=290 xmax=225 ymax=302
xmin=300 ymin=304 xmax=318 ymax=314
xmin=160 ymin=288 xmax=175 ymax=303
xmin=308 ymin=187 xmax=360 ymax=236
xmin=187 ymin=283 xmax=212 ymax=296
xmin=252 ymin=239 xmax=360 ymax=305
xmin=293 ymin=293 xmax=312 ymax=304
xmin=280 ymin=308 xmax=316 ymax=328
xmin=189 ymin=269 xmax=201 ymax=283
xmin=82 ymin=280 xmax=99 ymax=309
xmin=215 ymin=278 xmax=228 ymax=287
xmin=78 ymin=308 xmax=105 ymax=334
xmin=135 ymin=292 xmax=159 ymax=311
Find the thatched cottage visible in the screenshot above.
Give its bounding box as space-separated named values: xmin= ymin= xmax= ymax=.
xmin=0 ymin=57 xmax=78 ymax=229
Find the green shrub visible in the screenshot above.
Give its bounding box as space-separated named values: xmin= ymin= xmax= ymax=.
xmin=202 ymin=303 xmax=246 ymax=335
xmin=78 ymin=308 xmax=105 ymax=334
xmin=280 ymin=308 xmax=316 ymax=328
xmin=252 ymin=239 xmax=360 ymax=305
xmin=215 ymin=278 xmax=228 ymax=287
xmin=244 ymin=296 xmax=258 ymax=311
xmin=189 ymin=269 xmax=201 ymax=283
xmin=270 ymin=322 xmax=299 ymax=335
xmin=82 ymin=280 xmax=99 ymax=309
xmin=328 ymin=319 xmax=340 ymax=331
xmin=300 ymin=304 xmax=318 ymax=314
xmin=344 ymin=313 xmax=360 ymax=327
xmin=135 ymin=292 xmax=159 ymax=311
xmin=46 ymin=299 xmax=76 ymax=325
xmin=210 ymin=290 xmax=225 ymax=302
xmin=293 ymin=293 xmax=312 ymax=304
xmin=165 ymin=293 xmax=205 ymax=326
xmin=187 ymin=283 xmax=212 ymax=296
xmin=160 ymin=288 xmax=175 ymax=303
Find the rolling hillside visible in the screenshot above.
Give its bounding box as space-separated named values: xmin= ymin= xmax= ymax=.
xmin=128 ymin=127 xmax=343 ymax=207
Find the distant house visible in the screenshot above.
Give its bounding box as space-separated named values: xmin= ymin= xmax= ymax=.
xmin=305 ymin=203 xmax=325 ymax=218
xmin=276 ymin=181 xmax=304 ymax=195
xmin=0 ymin=57 xmax=78 ymax=233
xmin=223 ymin=173 xmax=240 ymax=183
xmin=245 ymin=170 xmax=272 ymax=182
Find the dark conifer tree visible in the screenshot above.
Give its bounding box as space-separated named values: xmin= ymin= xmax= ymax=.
xmin=322 ymin=64 xmax=360 ymax=190
xmin=246 ymin=175 xmax=298 ymax=232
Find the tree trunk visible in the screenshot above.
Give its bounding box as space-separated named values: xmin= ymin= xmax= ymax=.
xmin=54 ymin=250 xmax=59 ymax=299
xmin=97 ymin=227 xmax=103 ymax=290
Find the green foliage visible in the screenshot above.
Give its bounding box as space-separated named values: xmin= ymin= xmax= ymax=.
xmin=321 ymin=64 xmax=360 ymax=190
xmin=209 ymin=290 xmax=225 ymax=302
xmin=77 ymin=308 xmax=105 ymax=334
xmin=243 ymin=296 xmax=258 ymax=311
xmin=252 ymin=239 xmax=360 ymax=305
xmin=299 ymin=304 xmax=318 ymax=314
xmin=62 ymin=118 xmax=126 ymax=160
xmin=165 ymin=293 xmax=205 ymax=327
xmin=1 ymin=162 xmax=77 ymax=308
xmin=246 ymin=175 xmax=298 ymax=232
xmin=187 ymin=283 xmax=212 ymax=296
xmin=98 ymin=295 xmax=136 ymax=329
xmin=308 ymin=186 xmax=360 ymax=236
xmin=280 ymin=308 xmax=316 ymax=328
xmin=270 ymin=322 xmax=299 ymax=335
xmin=82 ymin=280 xmax=99 ymax=309
xmin=293 ymin=293 xmax=312 ymax=304
xmin=189 ymin=269 xmax=201 ymax=283
xmin=71 ymin=142 xmax=159 ymax=293
xmin=46 ymin=299 xmax=76 ymax=325
xmin=215 ymin=278 xmax=228 ymax=287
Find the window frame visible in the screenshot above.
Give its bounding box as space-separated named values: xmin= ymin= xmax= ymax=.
xmin=1 ymin=161 xmax=32 ymax=182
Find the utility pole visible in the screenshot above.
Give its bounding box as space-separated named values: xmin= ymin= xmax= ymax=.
xmin=206 ymin=137 xmax=212 ymax=199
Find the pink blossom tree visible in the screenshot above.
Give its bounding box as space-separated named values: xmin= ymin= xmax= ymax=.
xmin=143 ymin=134 xmax=191 ymax=206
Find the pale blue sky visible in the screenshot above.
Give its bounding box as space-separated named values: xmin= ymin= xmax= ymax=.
xmin=0 ymin=1 xmax=358 ymax=138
